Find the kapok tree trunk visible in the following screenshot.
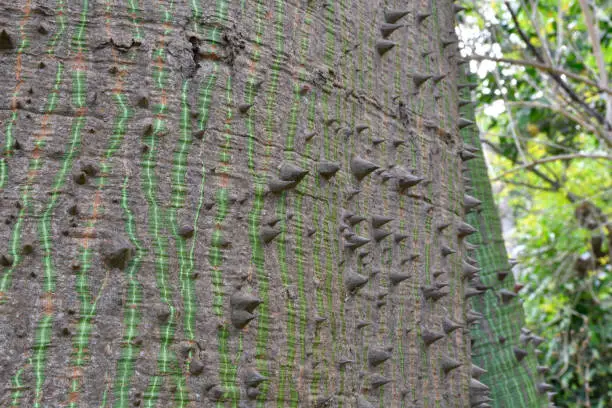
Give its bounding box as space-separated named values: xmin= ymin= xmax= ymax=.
xmin=0 ymin=1 xmax=542 ymax=407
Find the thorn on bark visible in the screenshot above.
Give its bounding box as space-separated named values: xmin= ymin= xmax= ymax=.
xmin=317 ymin=161 xmax=340 ymax=179
xmin=368 ymin=348 xmax=392 ymax=367
xmin=375 ymin=39 xmax=396 ymax=56
xmin=1 ymin=254 xmax=14 ymax=266
xmin=421 ymin=328 xmax=445 ymax=345
xmin=0 ymin=30 xmax=14 ymax=50
xmin=350 ymin=156 xmax=379 ymax=180
xmin=441 ymin=355 xmax=462 ymax=374
xmin=417 ymin=13 xmax=432 ymax=24
xmin=413 ymin=74 xmax=432 ymax=88
xmin=179 ymin=225 xmax=194 ymax=239
xmin=238 ymin=103 xmax=253 ymax=114
xmin=279 ymin=161 xmax=308 ymax=182
xmin=384 ymin=10 xmax=410 ymax=24
xmin=380 ymin=23 xmax=404 ymax=38
xmin=389 ymin=271 xmax=409 ymax=285
xmin=514 ymin=347 xmax=528 ymax=361
xmin=344 ymin=269 xmax=368 ymax=293
xmin=370 ymin=374 xmax=391 ymax=389
xmin=259 ymin=225 xmax=281 ymax=244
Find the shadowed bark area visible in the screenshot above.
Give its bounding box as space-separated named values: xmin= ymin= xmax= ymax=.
xmin=460 ymin=71 xmax=549 ymax=408
xmin=0 ymin=1 xmax=542 ymax=407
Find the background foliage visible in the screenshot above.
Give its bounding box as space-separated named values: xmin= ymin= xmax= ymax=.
xmin=459 ymin=0 xmax=611 ymax=407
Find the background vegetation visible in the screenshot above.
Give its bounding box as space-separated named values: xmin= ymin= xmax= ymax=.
xmin=459 ymin=0 xmax=611 ymax=407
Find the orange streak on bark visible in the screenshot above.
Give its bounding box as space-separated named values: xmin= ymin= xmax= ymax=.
xmin=43 ymin=292 xmax=54 ymax=314
xmin=14 ymin=1 xmax=32 ymax=84
xmin=220 ymin=173 xmax=229 ymax=188
xmin=6 ymin=0 xmax=33 ymax=139
xmin=67 ymin=6 xmax=123 ymax=403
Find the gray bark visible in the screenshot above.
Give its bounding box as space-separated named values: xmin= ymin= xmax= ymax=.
xmin=1 ymin=1 xmax=484 ymax=407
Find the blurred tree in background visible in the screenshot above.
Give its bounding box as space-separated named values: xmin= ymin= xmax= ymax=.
xmin=458 ymin=0 xmax=611 ymax=407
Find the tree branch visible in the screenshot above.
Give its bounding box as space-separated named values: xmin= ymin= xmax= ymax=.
xmin=504 ymin=1 xmax=610 ymax=131
xmin=502 ymin=179 xmax=559 ymax=192
xmin=578 ymin=0 xmax=612 ymax=130
xmin=493 ymin=153 xmax=612 ymax=181
xmin=481 ymin=138 xmax=561 ymax=188
xmin=469 ymin=55 xmax=612 ymax=95
xmin=492 ymin=68 xmax=528 ymax=162
xmin=505 ymin=101 xmax=603 ymax=137
xmin=555 ymin=1 xmax=564 ymax=65
xmin=483 ymin=130 xmax=577 ymax=153
xmin=524 ymin=0 xmax=554 ymax=65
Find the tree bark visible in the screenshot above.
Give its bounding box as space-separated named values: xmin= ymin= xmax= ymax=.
xmin=460 ymin=71 xmax=549 ymax=408
xmin=0 ymin=1 xmax=544 ymax=407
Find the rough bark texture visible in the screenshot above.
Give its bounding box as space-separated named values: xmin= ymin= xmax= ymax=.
xmin=0 ymin=1 xmax=542 ymax=407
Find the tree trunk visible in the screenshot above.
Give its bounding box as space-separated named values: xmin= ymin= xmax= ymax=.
xmin=0 ymin=1 xmax=544 ymax=407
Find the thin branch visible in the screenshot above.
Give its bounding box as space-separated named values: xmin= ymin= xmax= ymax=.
xmin=555 ymin=1 xmax=564 ymax=65
xmin=505 ymin=101 xmax=601 ymax=135
xmin=480 ymin=138 xmax=561 ymax=188
xmin=469 ymin=55 xmax=611 ymax=95
xmin=491 ymin=68 xmax=528 ymax=162
xmin=504 ymin=1 xmax=610 ymax=131
xmin=517 ymin=69 xmax=587 ymax=125
xmin=565 ymin=36 xmax=599 ymax=79
xmin=477 ymin=23 xmax=610 ymax=147
xmin=502 ymin=179 xmax=559 ymax=192
xmin=578 ymin=0 xmax=612 ymax=130
xmin=493 ymin=153 xmax=612 ymax=180
xmin=482 ymin=131 xmax=578 ymax=153
xmin=524 ymin=0 xmax=554 ymax=65
xmin=577 ymin=0 xmax=609 ymax=92
xmin=516 ymin=72 xmax=612 ymax=148
xmin=467 ymin=4 xmax=595 ymax=134
xmin=489 ymin=68 xmax=566 ymax=184
xmin=480 ymin=138 xmax=504 ymax=155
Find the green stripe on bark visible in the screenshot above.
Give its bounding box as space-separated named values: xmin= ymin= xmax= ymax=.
xmin=0 ymin=0 xmax=33 ymax=188
xmin=459 ymin=71 xmax=547 ymax=408
xmin=140 ymin=2 xmax=181 ymax=406
xmin=6 ymin=1 xmax=69 ymax=405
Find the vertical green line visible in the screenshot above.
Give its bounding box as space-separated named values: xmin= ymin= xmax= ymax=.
xmin=101 ymin=2 xmax=145 ymax=406
xmin=322 ymin=2 xmax=337 ymax=398
xmin=209 ymin=75 xmax=236 ymax=406
xmin=7 ymin=3 xmax=67 ymax=394
xmin=65 ymin=0 xmax=145 ymax=404
xmin=166 ymin=80 xmax=195 ymax=407
xmin=250 ymin=0 xmax=289 ymax=405
xmin=333 ymin=1 xmax=350 ymax=405
xmin=274 ymin=0 xmax=319 ymax=405
xmin=111 ymin=176 xmax=145 ymax=408
xmin=0 ymin=0 xmax=32 ymax=189
xmin=294 ymin=5 xmax=315 ymax=397
xmin=0 ymin=0 xmax=66 ymax=300
xmin=141 ymin=1 xmax=181 ymax=406
xmin=245 ymin=4 xmax=268 ymax=398
xmin=185 ymin=62 xmax=218 ymax=395
xmin=0 ymin=62 xmax=64 ymax=298
xmin=307 ymin=89 xmax=324 ymax=400
xmin=69 ymin=70 xmax=134 ymax=408
xmin=10 ymin=367 xmax=25 ymax=407
xmin=17 ymin=0 xmax=86 ymax=405
xmin=24 ymin=0 xmax=89 ymax=405
xmin=126 ymin=0 xmax=143 ymax=42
